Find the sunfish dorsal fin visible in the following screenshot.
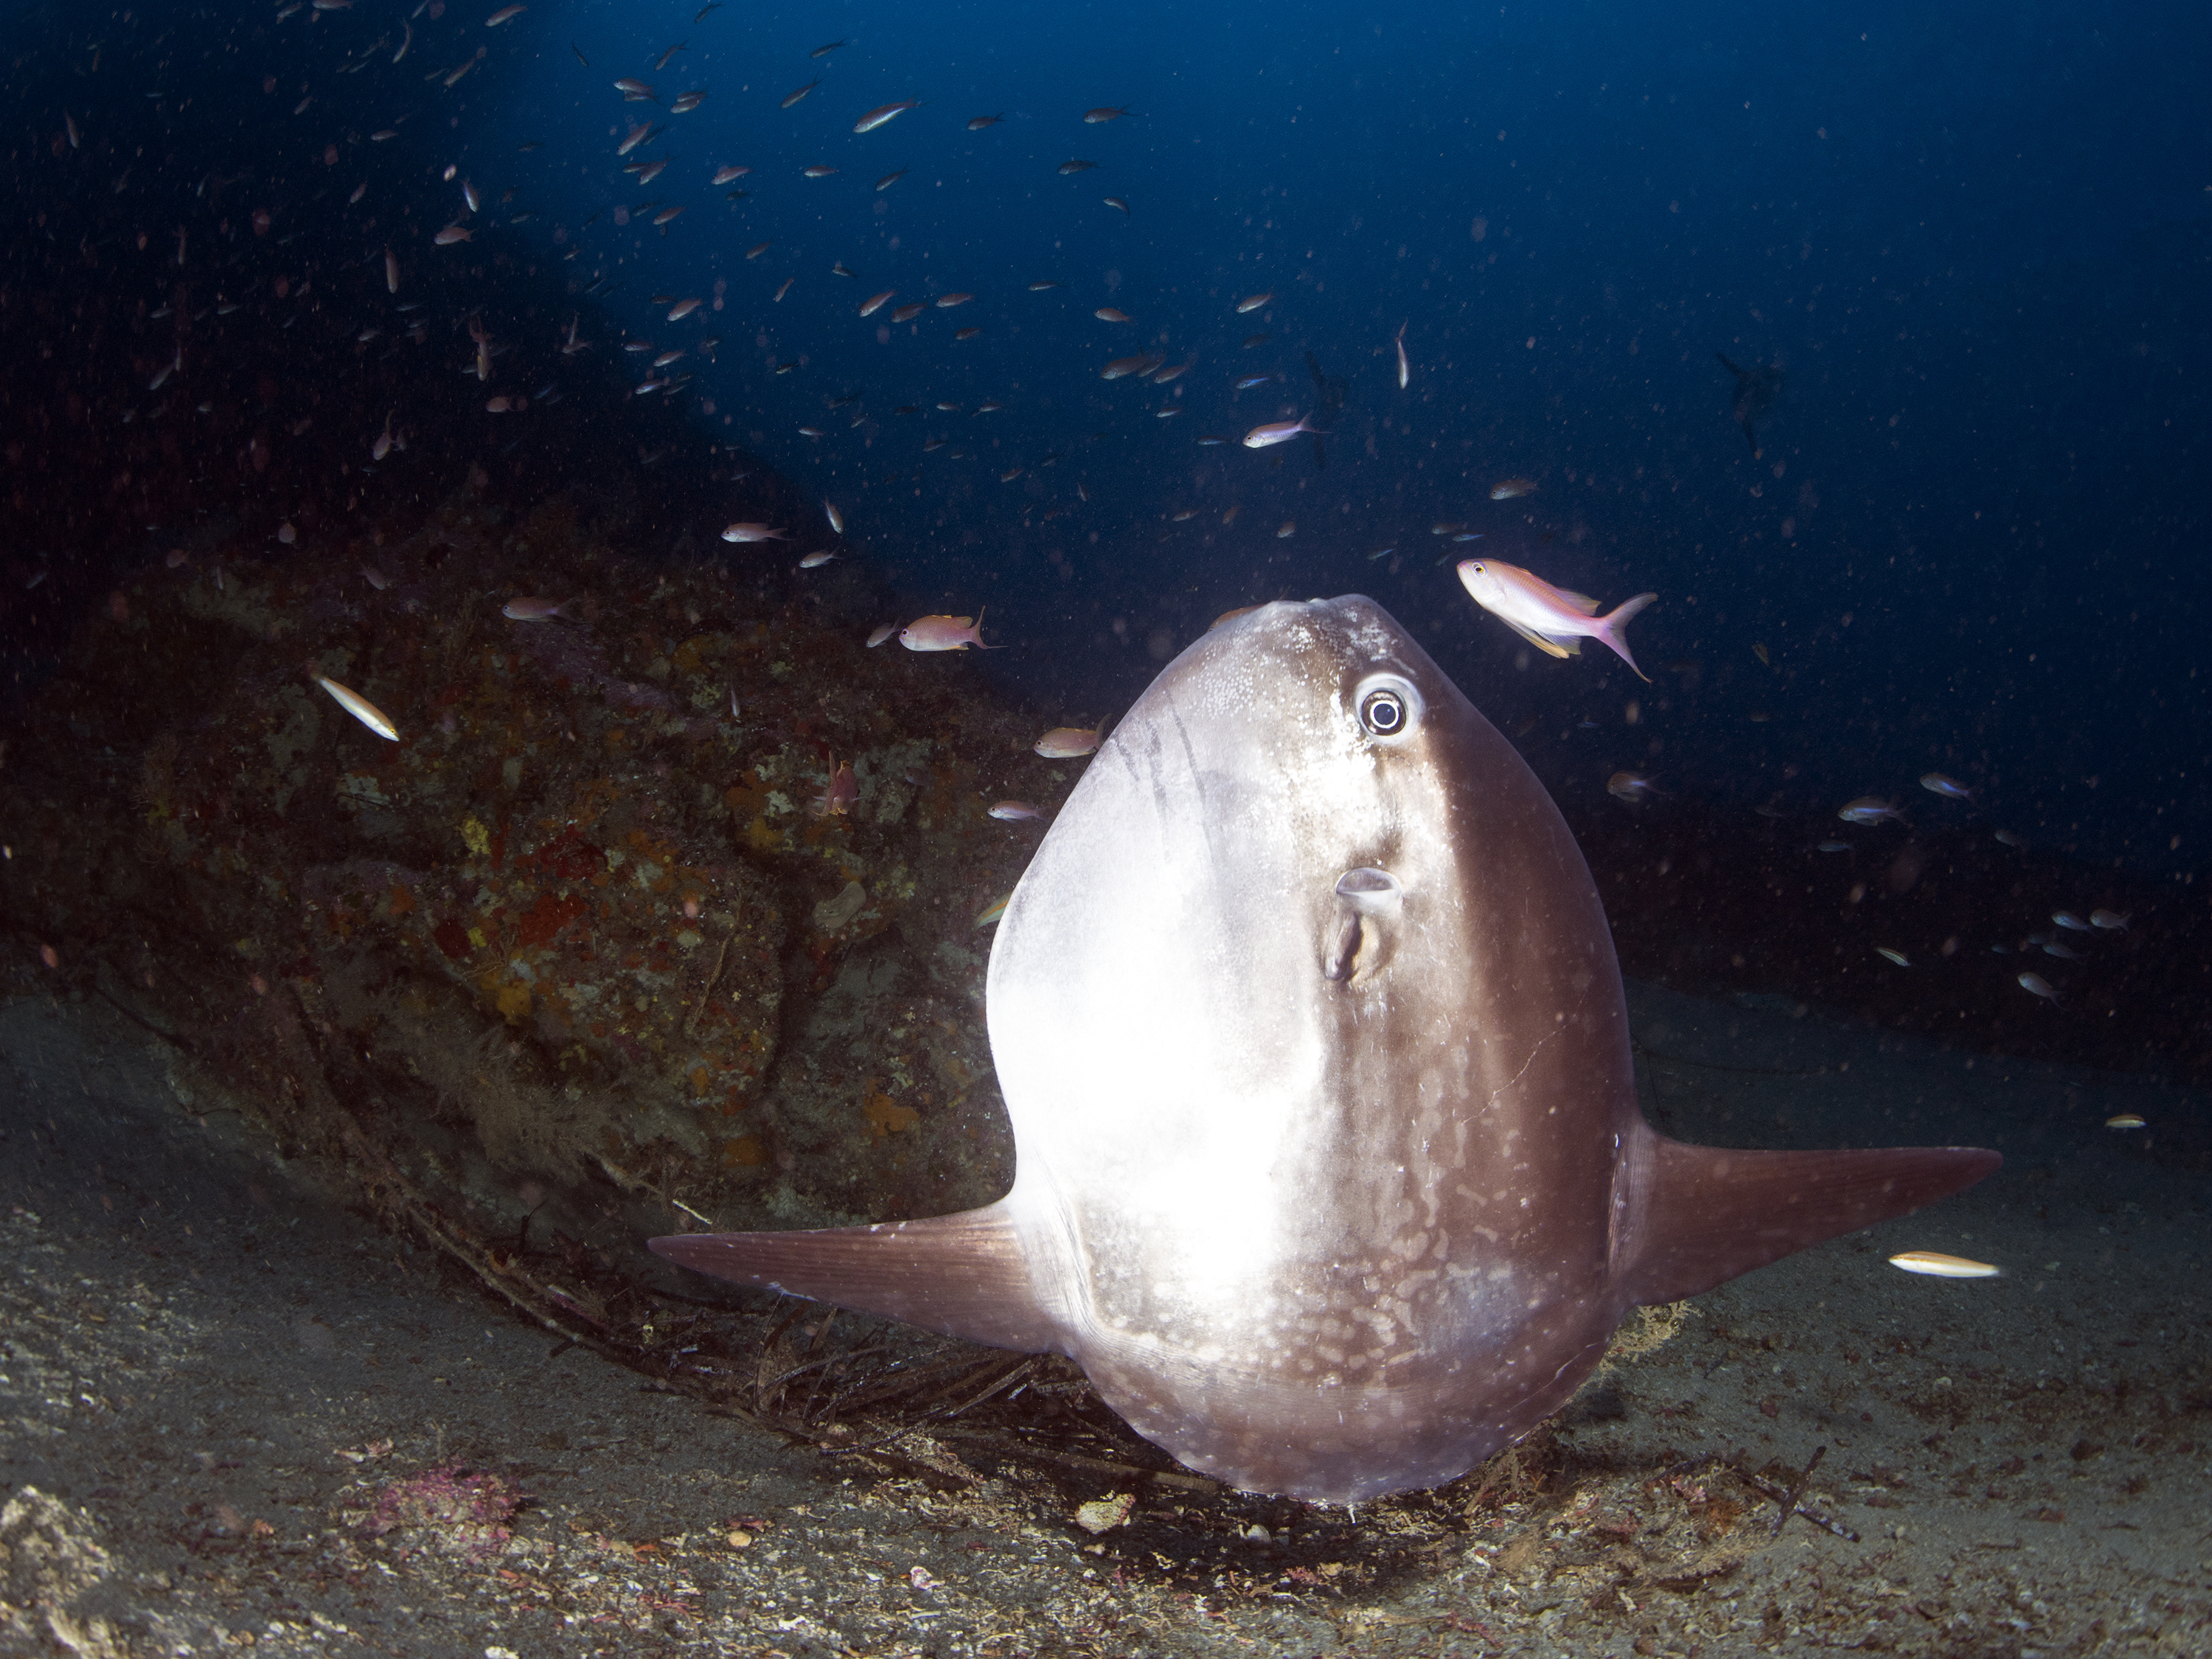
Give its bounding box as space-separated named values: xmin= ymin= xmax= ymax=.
xmin=1618 ymin=1127 xmax=2001 ymax=1307
xmin=648 ymin=1202 xmax=1058 ymax=1353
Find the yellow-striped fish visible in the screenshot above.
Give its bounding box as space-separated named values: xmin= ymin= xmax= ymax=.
xmin=1888 ymin=1251 xmax=2000 ymax=1279
xmin=316 ymin=675 xmax=398 ymax=740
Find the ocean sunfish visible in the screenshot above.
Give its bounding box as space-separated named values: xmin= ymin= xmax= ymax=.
xmin=1717 ymin=352 xmax=1784 ymax=455
xmin=652 ymin=597 xmax=1997 ymax=1503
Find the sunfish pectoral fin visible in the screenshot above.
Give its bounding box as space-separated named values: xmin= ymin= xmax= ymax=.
xmin=1615 ymin=1126 xmax=2002 ymax=1307
xmin=648 ymin=1201 xmax=1060 ymax=1354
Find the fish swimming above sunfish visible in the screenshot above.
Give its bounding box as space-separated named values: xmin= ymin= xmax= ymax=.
xmin=1456 ymin=560 xmax=1657 ymax=681
xmin=651 ymin=596 xmax=1999 ymax=1503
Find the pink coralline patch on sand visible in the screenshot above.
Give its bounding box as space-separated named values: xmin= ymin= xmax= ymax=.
xmin=361 ymin=1462 xmax=525 ymax=1558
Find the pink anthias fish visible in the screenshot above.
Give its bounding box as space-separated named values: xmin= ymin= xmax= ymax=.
xmin=1242 ymin=413 xmax=1324 ymax=449
xmin=900 ymin=611 xmax=995 ymax=651
xmin=720 ymin=522 xmax=787 ymax=543
xmin=1455 ymin=559 xmax=1657 ymax=682
xmin=810 ymin=759 xmax=858 ymax=818
xmin=989 ymin=801 xmax=1044 ymax=821
xmin=866 ymin=623 xmax=898 ymax=647
xmin=502 ymin=596 xmax=570 ymax=622
xmin=1034 ymin=725 xmax=1102 ymax=758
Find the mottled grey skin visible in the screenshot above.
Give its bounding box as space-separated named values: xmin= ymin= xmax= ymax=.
xmin=653 ymin=597 xmax=1997 ymax=1502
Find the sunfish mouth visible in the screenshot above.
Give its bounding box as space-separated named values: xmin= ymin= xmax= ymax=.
xmin=1323 ymin=866 xmax=1402 ymax=983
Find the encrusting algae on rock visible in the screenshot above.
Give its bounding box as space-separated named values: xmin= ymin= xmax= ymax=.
xmin=0 ymin=481 xmax=1063 ymax=1339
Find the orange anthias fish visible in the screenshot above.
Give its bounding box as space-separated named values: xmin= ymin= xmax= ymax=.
xmin=1034 ymin=725 xmax=1102 ymax=758
xmin=900 ymin=611 xmax=994 ymax=651
xmin=1455 ymin=560 xmax=1657 ymax=681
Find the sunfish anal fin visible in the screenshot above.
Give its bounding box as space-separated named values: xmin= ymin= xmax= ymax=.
xmin=648 ymin=1202 xmax=1059 ymax=1353
xmin=1617 ymin=1127 xmax=2001 ymax=1307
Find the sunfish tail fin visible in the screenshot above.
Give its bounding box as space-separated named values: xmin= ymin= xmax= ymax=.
xmin=648 ymin=1202 xmax=1058 ymax=1352
xmin=1619 ymin=1130 xmax=2002 ymax=1307
xmin=1593 ymin=591 xmax=1658 ymax=682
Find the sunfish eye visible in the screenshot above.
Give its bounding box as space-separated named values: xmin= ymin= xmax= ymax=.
xmin=1352 ymin=673 xmax=1421 ymax=739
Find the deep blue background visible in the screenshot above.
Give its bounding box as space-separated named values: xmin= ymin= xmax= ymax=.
xmin=4 ymin=0 xmax=2208 ymax=874
xmin=532 ymin=0 xmax=2212 ymax=871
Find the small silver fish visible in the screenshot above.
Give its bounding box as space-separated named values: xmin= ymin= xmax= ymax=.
xmin=1837 ymin=797 xmax=1907 ymax=827
xmin=317 ymin=675 xmax=399 ymax=740
xmin=1242 ymin=412 xmax=1321 ymax=448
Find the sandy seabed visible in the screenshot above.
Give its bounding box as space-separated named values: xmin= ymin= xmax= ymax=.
xmin=3 ymin=980 xmax=2208 ymax=1659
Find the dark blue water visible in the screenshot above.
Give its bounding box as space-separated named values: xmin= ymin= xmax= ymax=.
xmin=4 ymin=0 xmax=2205 ymax=868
